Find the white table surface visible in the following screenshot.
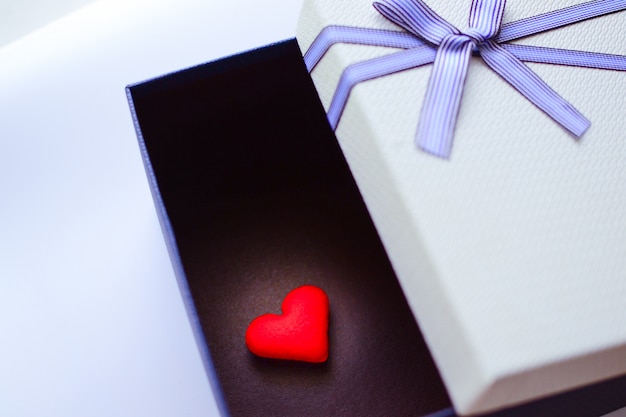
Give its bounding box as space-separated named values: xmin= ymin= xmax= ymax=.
xmin=0 ymin=0 xmax=625 ymax=416
xmin=0 ymin=0 xmax=299 ymax=415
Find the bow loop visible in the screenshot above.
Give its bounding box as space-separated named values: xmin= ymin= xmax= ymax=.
xmin=373 ymin=0 xmax=459 ymax=45
xmin=469 ymin=0 xmax=506 ymax=39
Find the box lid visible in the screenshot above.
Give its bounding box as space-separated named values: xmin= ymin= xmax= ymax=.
xmin=296 ymin=0 xmax=626 ymax=413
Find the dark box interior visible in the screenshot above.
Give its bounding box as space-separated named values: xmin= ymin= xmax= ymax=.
xmin=127 ymin=39 xmax=626 ymax=417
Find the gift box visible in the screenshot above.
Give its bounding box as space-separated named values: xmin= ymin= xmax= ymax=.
xmin=296 ymin=0 xmax=626 ymax=414
xmin=126 ymin=34 xmax=626 ymax=416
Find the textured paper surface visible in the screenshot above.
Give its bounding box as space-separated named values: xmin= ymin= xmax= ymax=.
xmin=297 ymin=0 xmax=626 ymax=414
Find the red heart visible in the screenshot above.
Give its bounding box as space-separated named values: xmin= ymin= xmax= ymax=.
xmin=245 ymin=285 xmax=329 ymax=363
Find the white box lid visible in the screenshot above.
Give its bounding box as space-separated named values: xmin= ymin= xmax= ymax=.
xmin=297 ymin=0 xmax=626 ymax=413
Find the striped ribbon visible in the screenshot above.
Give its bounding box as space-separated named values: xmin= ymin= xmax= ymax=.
xmin=304 ymin=0 xmax=626 ymax=158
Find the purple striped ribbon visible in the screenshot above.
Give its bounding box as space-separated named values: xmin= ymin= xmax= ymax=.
xmin=304 ymin=0 xmax=626 ymax=158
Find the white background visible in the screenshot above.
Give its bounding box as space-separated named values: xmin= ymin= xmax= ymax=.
xmin=0 ymin=0 xmax=96 ymax=47
xmin=0 ymin=0 xmax=300 ymax=415
xmin=0 ymin=0 xmax=625 ymax=416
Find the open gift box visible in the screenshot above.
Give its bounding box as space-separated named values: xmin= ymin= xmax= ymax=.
xmin=127 ymin=32 xmax=626 ymax=417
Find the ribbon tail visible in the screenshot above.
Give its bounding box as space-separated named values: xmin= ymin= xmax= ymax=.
xmin=498 ymin=0 xmax=626 ymax=42
xmin=304 ymin=26 xmax=428 ymax=72
xmin=502 ymin=44 xmax=626 ymax=71
xmin=327 ymin=46 xmax=436 ymax=130
xmin=480 ymin=41 xmax=590 ymax=137
xmin=416 ymin=36 xmax=473 ymax=158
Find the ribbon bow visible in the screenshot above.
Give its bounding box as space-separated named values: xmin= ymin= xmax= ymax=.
xmin=304 ymin=0 xmax=626 ymax=158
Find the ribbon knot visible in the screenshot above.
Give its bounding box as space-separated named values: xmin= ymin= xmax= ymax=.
xmin=463 ymin=29 xmax=489 ymax=45
xmin=443 ymin=33 xmax=477 ymax=47
xmin=304 ymin=0 xmax=626 ymax=158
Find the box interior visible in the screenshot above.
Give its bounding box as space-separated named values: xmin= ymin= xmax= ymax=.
xmin=127 ymin=40 xmax=451 ymax=417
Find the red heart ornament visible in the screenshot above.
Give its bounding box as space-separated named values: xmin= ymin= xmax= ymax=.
xmin=245 ymin=285 xmax=329 ymax=363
